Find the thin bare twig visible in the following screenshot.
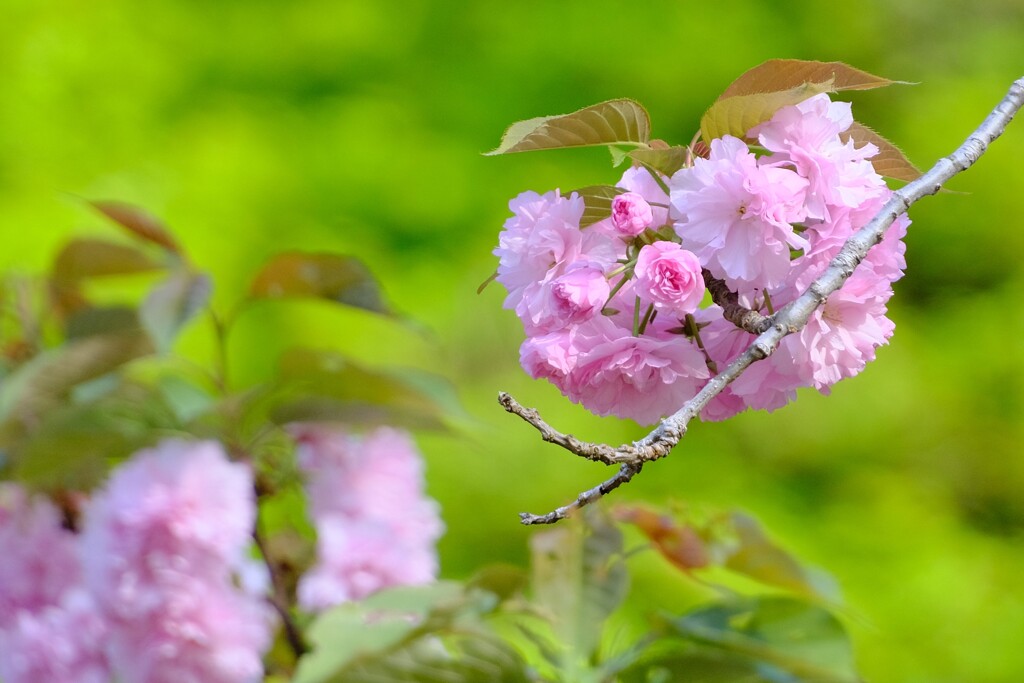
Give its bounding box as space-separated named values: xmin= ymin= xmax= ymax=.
xmin=508 ymin=76 xmax=1024 ymax=525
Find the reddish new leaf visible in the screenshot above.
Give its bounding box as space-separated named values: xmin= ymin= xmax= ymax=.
xmin=616 ymin=505 xmax=708 ymax=571
xmin=486 ymin=99 xmax=651 ymax=155
xmin=701 ymin=79 xmax=835 ymax=143
xmin=249 ymin=252 xmax=389 ymax=315
xmin=52 ymin=238 xmax=163 ymax=284
xmin=91 ymin=201 xmax=181 ymax=254
xmin=719 ymin=59 xmax=904 ymax=99
xmin=844 ymin=121 xmax=921 ymax=182
xmin=702 ymin=60 xmax=907 ymax=143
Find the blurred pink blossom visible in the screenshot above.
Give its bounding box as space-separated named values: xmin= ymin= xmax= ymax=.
xmin=292 ymin=426 xmax=443 ymax=611
xmin=0 ymin=484 xmax=82 ymax=628
xmin=81 ymin=440 xmax=273 ymax=683
xmin=0 ymin=589 xmax=109 ymax=683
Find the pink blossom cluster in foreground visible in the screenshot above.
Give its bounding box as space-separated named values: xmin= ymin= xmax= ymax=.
xmin=0 ymin=431 xmax=444 ymax=682
xmin=495 ymin=93 xmax=909 ymax=425
xmin=0 ymin=442 xmax=272 ymax=683
xmin=291 ymin=425 xmax=444 ymax=610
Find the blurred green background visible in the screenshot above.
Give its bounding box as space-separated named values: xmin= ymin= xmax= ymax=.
xmin=2 ymin=0 xmax=1022 ymax=680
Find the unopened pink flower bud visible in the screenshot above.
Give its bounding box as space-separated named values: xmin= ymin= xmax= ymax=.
xmin=611 ymin=192 xmax=654 ymax=236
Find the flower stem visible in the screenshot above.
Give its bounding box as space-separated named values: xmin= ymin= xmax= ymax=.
xmin=637 ymin=303 xmax=656 ymax=336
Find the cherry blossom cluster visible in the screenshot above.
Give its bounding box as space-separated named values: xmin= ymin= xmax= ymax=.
xmin=0 ymin=442 xmax=272 ymax=683
xmin=291 ymin=425 xmax=444 ymax=610
xmin=495 ymin=94 xmax=909 ymax=425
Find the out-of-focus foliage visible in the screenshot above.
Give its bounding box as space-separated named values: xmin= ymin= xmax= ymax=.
xmin=1 ymin=1 xmax=1022 ymax=681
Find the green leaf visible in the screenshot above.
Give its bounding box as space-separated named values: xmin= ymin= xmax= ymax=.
xmin=530 ymin=508 xmax=628 ymax=668
xmin=269 ymin=348 xmax=460 ymax=431
xmin=4 ymin=381 xmax=175 ymax=491
xmin=339 ymin=632 xmax=532 ymax=683
xmin=467 ymin=564 xmax=529 ymax=603
xmin=140 ymin=270 xmax=212 ymax=352
xmin=90 ymin=201 xmax=182 ymax=254
xmin=52 ymin=238 xmax=164 ymax=283
xmin=721 ymin=513 xmax=840 ymax=602
xmin=157 ymin=375 xmax=216 ymax=424
xmin=569 ymin=185 xmax=626 ymax=228
xmin=65 ymin=306 xmax=140 ymax=340
xmin=0 ymin=327 xmax=153 ymax=430
xmin=718 ymin=60 xmax=905 ymax=100
xmin=295 ymin=582 xmax=530 ymax=683
xmin=664 ymin=597 xmax=859 ymax=683
xmin=701 ymin=79 xmax=836 ymax=143
xmin=486 ymin=99 xmax=651 ymax=155
xmin=843 ymin=121 xmax=921 ymax=182
xmin=249 ymin=252 xmax=390 ymax=315
xmin=628 ymin=146 xmax=690 ymax=177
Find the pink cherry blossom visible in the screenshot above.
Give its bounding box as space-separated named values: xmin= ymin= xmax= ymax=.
xmin=634 ymin=241 xmax=705 ymax=318
xmin=515 ymin=262 xmax=611 ymax=335
xmin=785 ymin=269 xmax=896 ymax=391
xmin=0 ymin=484 xmax=82 ymax=628
xmin=82 ymin=441 xmax=258 ymax=607
xmin=562 ymin=316 xmax=711 ymax=425
xmin=291 ymin=426 xmax=443 ymax=611
xmin=670 ymin=135 xmax=808 ymax=297
xmin=617 ymin=166 xmax=671 ymax=228
xmin=752 ymin=93 xmax=886 ymax=221
xmin=611 ymin=191 xmax=655 ymax=236
xmin=519 ymin=328 xmax=580 ymax=395
xmin=0 ymin=589 xmax=110 ymax=683
xmin=81 ymin=440 xmax=273 ymax=683
xmin=104 ymin=573 xmax=271 ymax=683
xmin=495 ymin=190 xmax=616 ymax=312
xmin=298 ymin=516 xmax=438 ymax=608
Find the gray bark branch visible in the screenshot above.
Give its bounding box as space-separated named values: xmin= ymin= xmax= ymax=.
xmin=506 ymin=76 xmax=1024 ymax=525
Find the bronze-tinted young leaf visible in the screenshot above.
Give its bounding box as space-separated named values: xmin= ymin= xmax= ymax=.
xmin=530 ymin=508 xmax=627 ymax=662
xmin=485 ymin=99 xmax=651 ymax=155
xmin=91 ymin=201 xmax=182 ymax=254
xmin=665 ymin=597 xmax=858 ymax=683
xmin=568 ymin=185 xmax=626 ymax=228
xmin=52 ymin=238 xmax=164 ymax=284
xmin=616 ymin=505 xmax=709 ymax=572
xmin=140 ymin=270 xmax=212 ymax=352
xmin=844 ymin=121 xmax=921 ymax=182
xmin=720 ymin=512 xmax=839 ymax=601
xmin=719 ymin=59 xmax=904 ymax=99
xmin=701 ymin=79 xmax=835 ymax=143
xmin=629 ymin=146 xmax=690 ymax=177
xmin=249 ymin=252 xmax=389 ymax=315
